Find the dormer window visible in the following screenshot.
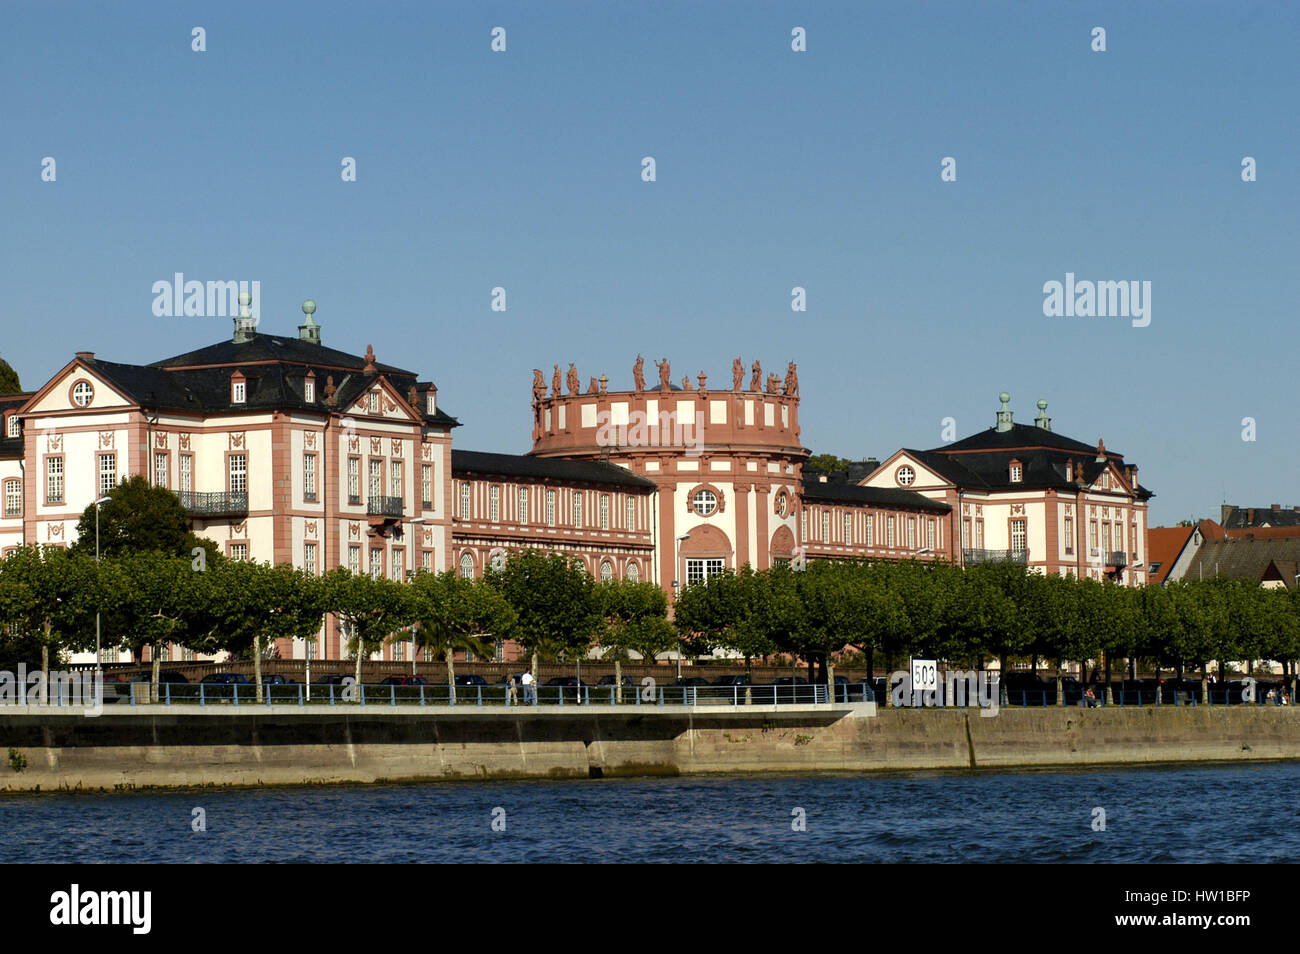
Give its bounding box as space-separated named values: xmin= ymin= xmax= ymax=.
xmin=367 ymin=391 xmax=379 ymax=414
xmin=231 ymin=373 xmax=246 ymax=404
xmin=426 ymin=393 xmax=436 ymax=416
xmin=304 ymin=379 xmax=315 ymax=403
xmin=1065 ymin=461 xmax=1072 ymax=482
xmin=1009 ymin=459 xmax=1023 ymax=483
xmin=5 ymin=415 xmax=17 ymax=438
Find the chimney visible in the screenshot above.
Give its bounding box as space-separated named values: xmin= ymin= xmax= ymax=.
xmin=995 ymin=392 xmax=1013 ymax=432
xmin=75 ymin=351 xmax=95 ymax=362
xmin=298 ymin=299 xmax=321 ymax=345
xmin=1272 ymin=503 xmax=1280 ymax=511
xmin=1248 ymin=508 xmax=1255 ymax=523
xmin=1221 ymin=505 xmax=1234 ymax=525
xmin=1033 ymin=399 xmax=1051 ymax=431
xmin=233 ymin=291 xmax=257 ymax=343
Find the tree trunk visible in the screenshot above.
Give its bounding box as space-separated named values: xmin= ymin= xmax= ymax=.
xmin=40 ymin=636 xmax=50 ymax=706
xmin=152 ymin=639 xmax=162 ymax=703
xmin=615 ymin=658 xmax=622 ymax=704
xmin=1055 ymin=660 xmax=1064 ymax=708
xmin=1200 ymin=662 xmax=1208 ymax=705
xmin=1104 ymin=654 xmax=1113 ymax=706
xmin=253 ymin=635 xmax=264 ymax=704
xmin=353 ymin=629 xmax=364 ymax=700
xmin=827 ymin=661 xmax=835 ymax=702
xmin=446 ymin=647 xmax=456 ymax=704
xmin=1031 ymin=655 xmax=1038 ymax=677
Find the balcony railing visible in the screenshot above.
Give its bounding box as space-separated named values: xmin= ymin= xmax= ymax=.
xmin=176 ymin=491 xmax=249 ymax=518
xmin=963 ymin=548 xmax=1028 ymax=566
xmin=1106 ymin=551 xmax=1128 ymax=568
xmin=367 ymin=495 xmax=404 ymax=518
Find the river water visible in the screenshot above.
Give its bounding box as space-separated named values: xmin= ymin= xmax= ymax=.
xmin=3 ymin=762 xmax=1296 ymax=863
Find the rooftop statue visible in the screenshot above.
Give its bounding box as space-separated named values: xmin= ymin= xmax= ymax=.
xmin=750 ymin=360 xmax=762 ymax=392
xmin=732 ymin=357 xmax=744 ymax=391
xmin=633 ymin=355 xmax=645 ymax=393
xmin=532 ymin=369 xmax=546 ymax=403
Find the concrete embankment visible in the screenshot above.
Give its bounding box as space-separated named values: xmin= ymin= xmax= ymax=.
xmin=1 ymin=704 xmax=1297 ymax=792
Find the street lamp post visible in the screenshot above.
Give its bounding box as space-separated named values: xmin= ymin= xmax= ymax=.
xmin=92 ymin=496 xmax=111 ymax=674
xmin=407 ymin=518 xmax=427 ymax=675
xmin=673 ymin=534 xmax=690 ymax=681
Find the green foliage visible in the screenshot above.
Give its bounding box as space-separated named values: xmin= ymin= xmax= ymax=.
xmin=410 ymin=570 xmax=517 ymax=677
xmin=71 ymin=475 xmax=221 ymax=564
xmin=805 ymin=454 xmax=853 ymax=475
xmin=486 ymin=550 xmax=600 ymax=661
xmin=0 ymin=355 xmax=20 ymax=394
xmin=595 ymin=578 xmax=676 ymax=662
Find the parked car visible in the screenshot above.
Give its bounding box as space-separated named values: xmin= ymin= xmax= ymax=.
xmin=596 ymin=674 xmax=637 ymax=688
xmin=669 ymin=676 xmax=711 ymax=687
xmin=379 ymin=675 xmax=428 ymax=686
xmin=544 ymin=676 xmax=589 ymax=702
xmin=454 ymin=674 xmax=489 ymax=687
xmin=710 ymin=674 xmax=751 ymax=687
xmin=199 ymin=672 xmax=250 ymax=685
xmin=260 ymin=674 xmax=298 ymax=685
xmin=315 ymin=674 xmax=353 ymax=685
xmin=129 ymin=670 xmax=189 ymax=684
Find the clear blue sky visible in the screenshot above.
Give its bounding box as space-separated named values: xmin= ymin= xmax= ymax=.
xmin=3 ymin=0 xmax=1297 ymax=526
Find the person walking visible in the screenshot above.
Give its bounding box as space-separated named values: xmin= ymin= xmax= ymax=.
xmin=506 ymin=673 xmax=518 ymax=706
xmin=521 ymin=670 xmax=535 ymax=704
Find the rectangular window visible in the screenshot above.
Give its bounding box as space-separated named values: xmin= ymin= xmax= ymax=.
xmin=304 ymin=453 xmax=317 ymax=501
xmin=1011 ymin=518 xmax=1027 ymax=554
xmin=865 ymin=515 xmax=874 ymax=547
xmin=519 ymin=487 xmax=529 ymax=524
xmin=6 ymin=416 xmax=17 ymax=438
xmin=368 ymin=459 xmax=382 ymax=498
xmin=421 ymin=549 xmax=432 ymax=572
xmin=573 ymin=492 xmax=583 ymax=529
xmin=1103 ymin=523 xmax=1112 ymax=553
xmin=801 ymin=512 xmax=807 ymax=542
xmin=962 ymin=517 xmax=971 ymax=550
xmin=367 ymin=391 xmax=379 ymax=414
xmin=887 ymin=516 xmax=896 ymax=548
xmin=906 ymin=517 xmax=916 ymax=550
xmin=304 ymin=541 xmax=317 ymax=576
xmin=4 ymin=480 xmax=21 ymax=517
xmin=1064 ymin=515 xmax=1074 ymax=554
xmin=232 ymin=380 xmax=245 ymax=403
xmin=369 ymin=547 xmax=383 ymax=580
xmin=975 ymin=519 xmax=984 ymax=550
xmin=1089 ymin=519 xmax=1098 ymax=550
xmin=421 ymin=465 xmax=432 ymax=509
xmin=927 ymin=519 xmax=935 ymax=551
xmin=154 ymin=451 xmax=169 ymax=488
xmin=98 ymin=453 xmax=117 ymax=496
xmin=33 ymin=456 xmax=66 ymax=510
xmin=392 ymin=640 xmax=404 ymax=662
xmin=230 ymin=542 xmax=249 ymax=561
xmin=390 ymin=460 xmax=402 ymax=502
xmin=626 ymin=497 xmax=635 ymax=530
xmin=1131 ymin=521 xmax=1138 ymax=559
xmin=348 ymin=457 xmax=360 ymax=504
xmin=180 ymin=455 xmax=192 ymax=494
xmin=1115 ymin=522 xmax=1124 ymax=554
xmin=304 ymin=379 xmax=314 ymax=403
xmin=822 ymin=511 xmax=830 ymax=542
xmin=228 ymin=454 xmax=247 ymax=494
xmin=489 ymin=485 xmax=501 ymax=522
xmin=348 ymin=545 xmax=360 ymax=575
xmin=844 ymin=513 xmax=852 ymax=544
xmin=546 ymin=490 xmax=556 ymax=526
xmin=600 ymin=494 xmax=610 ymax=530
xmin=392 ymin=549 xmax=404 ymax=581
xmin=686 ymin=558 xmax=726 ymax=586
xmin=460 ymin=482 xmax=471 ymax=519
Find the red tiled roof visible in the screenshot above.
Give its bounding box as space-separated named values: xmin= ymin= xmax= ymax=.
xmin=1147 ymin=526 xmax=1195 ymax=584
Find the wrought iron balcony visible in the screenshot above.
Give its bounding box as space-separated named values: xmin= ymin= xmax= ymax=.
xmin=1106 ymin=551 xmax=1128 ymax=567
xmin=963 ymin=548 xmax=1029 ymax=566
xmin=367 ymin=495 xmax=404 ymax=518
xmin=176 ymin=491 xmax=248 ymax=518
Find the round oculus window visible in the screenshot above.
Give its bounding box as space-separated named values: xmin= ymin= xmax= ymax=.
xmin=692 ymin=489 xmax=718 ymax=516
xmin=896 ymin=466 xmax=915 ymax=487
xmin=72 ymin=380 xmax=94 ymax=407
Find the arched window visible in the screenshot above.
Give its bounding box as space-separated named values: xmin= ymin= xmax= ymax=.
xmin=626 ymin=562 xmax=639 ymax=582
xmin=459 ymin=482 xmax=471 ymax=519
xmin=600 ymin=559 xmax=613 ymax=582
xmin=459 ymin=552 xmax=475 ymax=578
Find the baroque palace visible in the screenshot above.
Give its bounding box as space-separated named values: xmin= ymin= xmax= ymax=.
xmin=0 ymin=302 xmax=1153 ymax=662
